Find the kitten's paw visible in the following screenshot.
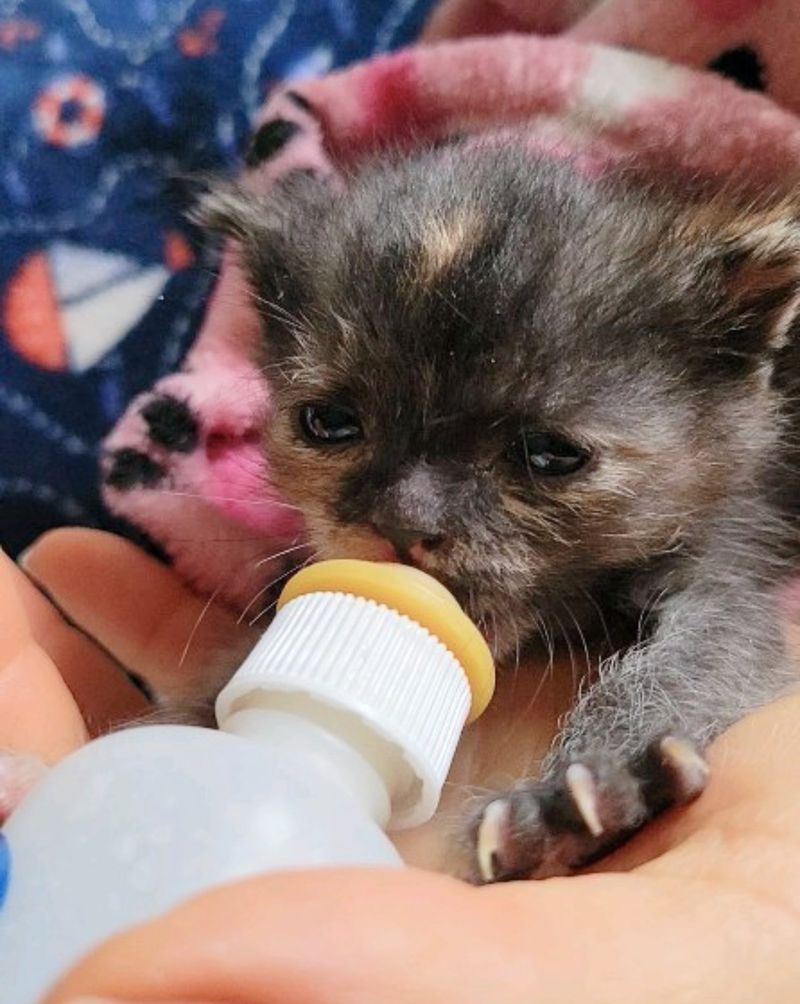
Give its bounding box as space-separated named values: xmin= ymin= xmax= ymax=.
xmin=104 ymin=386 xmax=198 ymax=494
xmin=470 ymin=736 xmax=709 ymax=883
xmin=0 ymin=751 xmax=48 ymax=822
xmin=102 ymin=371 xmax=300 ymax=533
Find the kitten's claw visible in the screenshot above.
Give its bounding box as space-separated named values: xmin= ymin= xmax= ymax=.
xmin=468 ymin=736 xmax=709 ymax=883
xmin=659 ymin=736 xmax=710 ymax=800
xmin=477 ymin=798 xmax=511 ymax=882
xmin=565 ymin=762 xmax=604 ymax=837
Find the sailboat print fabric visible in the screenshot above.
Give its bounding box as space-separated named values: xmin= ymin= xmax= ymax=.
xmin=0 ymin=0 xmax=435 ymax=555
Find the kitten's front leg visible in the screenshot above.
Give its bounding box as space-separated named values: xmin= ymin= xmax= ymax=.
xmin=470 ymin=558 xmax=797 ymax=882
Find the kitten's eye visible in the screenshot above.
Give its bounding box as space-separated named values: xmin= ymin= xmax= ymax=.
xmin=509 ymin=431 xmax=590 ymax=477
xmin=298 ymin=402 xmax=363 ymax=446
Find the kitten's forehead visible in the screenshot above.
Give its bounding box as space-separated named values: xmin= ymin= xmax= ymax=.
xmin=274 ymin=144 xmax=735 ymax=436
xmin=317 ymin=149 xmax=683 ymax=343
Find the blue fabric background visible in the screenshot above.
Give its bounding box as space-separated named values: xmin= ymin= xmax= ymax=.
xmin=0 ymin=0 xmax=435 ymax=555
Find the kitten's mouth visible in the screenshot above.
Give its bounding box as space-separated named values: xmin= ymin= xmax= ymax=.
xmin=370 ymin=547 xmax=496 ymax=642
xmin=313 ymin=529 xmax=501 ymax=650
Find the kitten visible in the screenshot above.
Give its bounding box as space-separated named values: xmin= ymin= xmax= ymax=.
xmin=203 ymin=141 xmax=800 ymax=881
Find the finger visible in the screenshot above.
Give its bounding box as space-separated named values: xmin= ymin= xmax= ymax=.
xmin=46 ymin=870 xmax=516 ymax=1004
xmin=46 ymin=859 xmax=800 ymax=1004
xmin=0 ymin=552 xmax=87 ymax=761
xmin=13 ymin=558 xmax=149 ymax=735
xmin=0 ymin=546 xmax=34 ymax=663
xmin=42 ymin=701 xmax=800 ymax=1004
xmin=21 ymin=529 xmax=253 ymax=701
xmin=632 ymin=694 xmax=800 ymax=889
xmin=575 ymin=692 xmax=800 ymax=890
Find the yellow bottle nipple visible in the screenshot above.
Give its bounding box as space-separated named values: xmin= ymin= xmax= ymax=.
xmin=278 ymin=559 xmax=495 ymax=722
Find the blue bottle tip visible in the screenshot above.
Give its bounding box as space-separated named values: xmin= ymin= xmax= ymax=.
xmin=0 ymin=832 xmax=9 ymax=910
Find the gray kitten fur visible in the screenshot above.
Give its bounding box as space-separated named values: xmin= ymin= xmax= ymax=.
xmin=205 ymin=142 xmax=800 ymax=880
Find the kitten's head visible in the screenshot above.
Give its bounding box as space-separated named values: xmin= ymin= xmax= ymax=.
xmin=205 ymin=146 xmax=800 ymax=659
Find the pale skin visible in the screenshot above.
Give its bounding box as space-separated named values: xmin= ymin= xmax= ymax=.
xmin=3 ymin=528 xmax=800 ymax=1002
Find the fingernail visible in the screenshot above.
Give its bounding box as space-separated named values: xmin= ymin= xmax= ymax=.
xmin=17 ymin=531 xmax=57 ymax=571
xmin=16 ymin=544 xmax=45 ymax=579
xmin=16 ymin=543 xmax=43 ymax=573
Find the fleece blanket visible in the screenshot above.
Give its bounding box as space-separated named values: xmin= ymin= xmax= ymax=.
xmin=97 ymin=0 xmax=800 ymax=609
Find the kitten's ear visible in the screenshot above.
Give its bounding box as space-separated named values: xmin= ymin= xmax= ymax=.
xmin=193 ymin=173 xmax=332 ymax=324
xmin=196 ymin=185 xmax=301 ymax=324
xmin=194 ymin=184 xmax=273 ymax=244
xmin=194 ymin=170 xmax=332 ymax=243
xmin=714 ymin=203 xmax=800 ymax=353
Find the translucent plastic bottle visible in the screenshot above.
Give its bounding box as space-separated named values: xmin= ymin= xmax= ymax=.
xmin=0 ymin=560 xmax=494 ymax=1004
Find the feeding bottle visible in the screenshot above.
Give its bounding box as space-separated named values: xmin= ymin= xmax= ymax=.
xmin=0 ymin=559 xmax=494 ymax=1004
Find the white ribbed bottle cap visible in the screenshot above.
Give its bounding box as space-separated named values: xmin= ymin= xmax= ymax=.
xmin=216 ymin=561 xmax=494 ymax=829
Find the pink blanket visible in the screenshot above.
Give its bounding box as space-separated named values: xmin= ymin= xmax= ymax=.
xmin=102 ymin=0 xmax=800 ymax=609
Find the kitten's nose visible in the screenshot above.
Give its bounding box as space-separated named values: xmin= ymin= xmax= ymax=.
xmin=371 ymin=522 xmax=444 ymax=557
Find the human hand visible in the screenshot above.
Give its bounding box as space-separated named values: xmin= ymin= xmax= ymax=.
xmin=44 ymin=690 xmax=800 ymax=1003
xmin=8 ymin=529 xmax=800 ymax=1003
xmin=0 ymin=527 xmax=248 ymax=814
xmin=0 ymin=534 xmax=146 ymax=764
